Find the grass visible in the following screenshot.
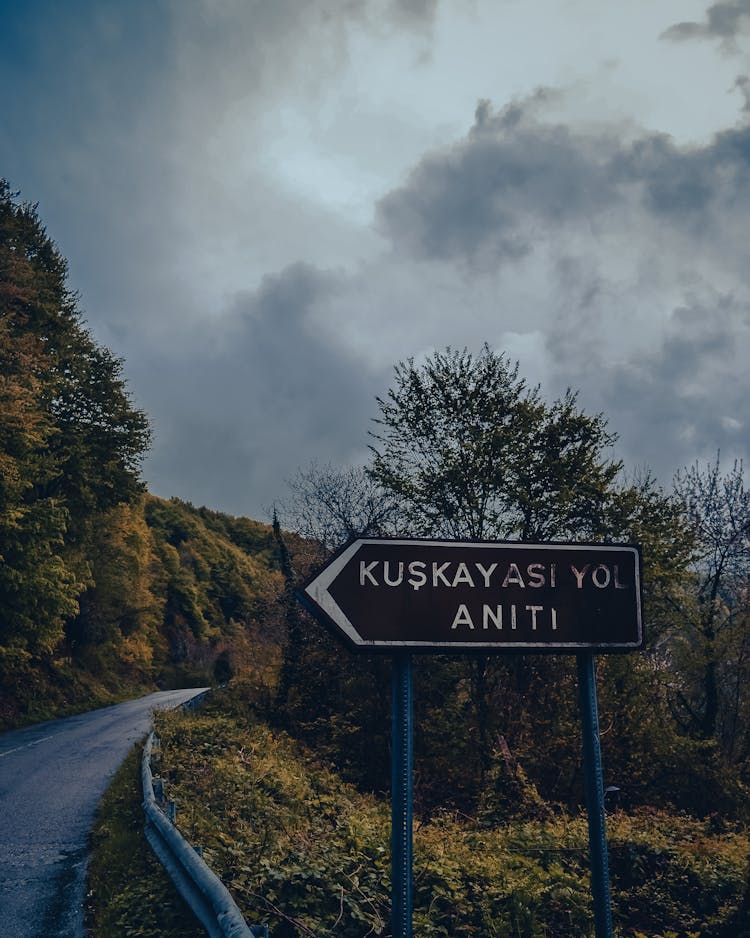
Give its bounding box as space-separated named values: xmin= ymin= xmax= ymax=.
xmin=0 ymin=654 xmax=158 ymax=732
xmin=86 ymin=685 xmax=750 ymax=937
xmin=85 ymin=739 xmax=205 ymax=938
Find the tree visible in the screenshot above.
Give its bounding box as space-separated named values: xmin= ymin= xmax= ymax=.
xmin=279 ymin=346 xmax=694 ymax=811
xmin=272 ymin=462 xmax=399 ymax=764
xmin=671 ymin=456 xmax=750 ymax=751
xmin=67 ymin=498 xmax=162 ymax=669
xmin=0 ymin=179 xmax=150 ymax=517
xmin=0 ymin=182 xmax=81 ymax=662
xmin=369 ymin=345 xmax=622 ymax=541
xmin=0 ymin=179 xmax=150 ymax=664
xmin=47 ymin=331 xmax=151 ymax=523
xmin=369 ymin=347 xmax=668 ymax=794
xmin=279 ymin=461 xmax=397 ymax=554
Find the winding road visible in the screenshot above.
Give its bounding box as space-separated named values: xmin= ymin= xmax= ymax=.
xmin=0 ymin=688 xmax=208 ymax=937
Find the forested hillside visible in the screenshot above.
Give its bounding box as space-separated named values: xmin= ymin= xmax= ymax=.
xmin=0 ymin=181 xmax=286 ymax=728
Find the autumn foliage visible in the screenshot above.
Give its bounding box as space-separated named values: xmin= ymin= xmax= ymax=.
xmin=0 ymin=181 xmax=285 ymax=726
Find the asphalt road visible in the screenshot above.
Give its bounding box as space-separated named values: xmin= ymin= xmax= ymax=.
xmin=0 ymin=688 xmax=208 ymax=938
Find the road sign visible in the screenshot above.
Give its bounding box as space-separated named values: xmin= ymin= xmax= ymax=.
xmin=298 ymin=538 xmax=642 ymax=652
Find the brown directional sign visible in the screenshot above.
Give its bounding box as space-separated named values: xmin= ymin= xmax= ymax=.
xmin=297 ymin=538 xmax=643 ymax=653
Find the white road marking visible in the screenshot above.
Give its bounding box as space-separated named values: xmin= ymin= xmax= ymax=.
xmin=0 ymin=735 xmax=54 ymax=759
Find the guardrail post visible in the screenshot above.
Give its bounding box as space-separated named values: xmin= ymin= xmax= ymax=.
xmin=167 ymin=800 xmax=176 ymax=823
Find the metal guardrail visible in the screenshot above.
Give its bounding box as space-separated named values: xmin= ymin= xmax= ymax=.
xmin=142 ymin=730 xmax=268 ymax=938
xmin=181 ymin=689 xmax=211 ymax=713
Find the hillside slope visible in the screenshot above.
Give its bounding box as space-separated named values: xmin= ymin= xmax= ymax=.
xmin=0 ymin=180 xmax=287 ymax=728
xmin=0 ymin=495 xmax=285 ymax=729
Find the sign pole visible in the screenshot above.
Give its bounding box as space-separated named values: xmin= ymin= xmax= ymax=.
xmin=299 ymin=539 xmax=641 ymax=935
xmin=391 ymin=652 xmax=413 ymax=938
xmin=577 ymin=653 xmax=614 ymax=938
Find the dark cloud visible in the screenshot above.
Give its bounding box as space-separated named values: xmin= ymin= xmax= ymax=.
xmin=376 ymin=96 xmax=618 ymax=269
xmin=6 ymin=0 xmax=750 ymax=517
xmin=0 ymin=0 xmax=179 ymax=326
xmin=661 ymin=1 xmax=750 ymax=44
xmin=138 ymin=263 xmax=387 ymax=516
xmin=610 ymin=125 xmax=750 ymax=235
xmin=376 ymin=97 xmax=750 ymax=269
xmin=734 ymin=75 xmax=750 ymax=113
xmin=374 ymin=92 xmax=750 ymax=483
xmin=598 ymin=295 xmax=750 ymax=478
xmin=0 ymin=0 xmax=437 ymax=519
xmin=0 ymin=0 xmax=442 ymax=349
xmin=388 ymin=0 xmax=439 ymax=26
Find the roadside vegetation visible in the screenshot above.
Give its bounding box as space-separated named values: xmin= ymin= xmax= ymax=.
xmin=145 ymin=689 xmax=750 ymax=937
xmin=0 ymin=490 xmax=286 ymax=729
xmin=86 ymin=740 xmax=204 ymax=938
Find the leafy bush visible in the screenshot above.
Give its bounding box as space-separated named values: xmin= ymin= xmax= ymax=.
xmin=152 ymin=699 xmax=750 ymax=937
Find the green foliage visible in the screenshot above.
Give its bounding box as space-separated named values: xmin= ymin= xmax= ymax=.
xmin=0 ymin=496 xmax=80 ymax=657
xmin=0 ymin=179 xmax=149 ymax=671
xmin=0 ymin=206 xmax=82 ymax=659
xmin=150 ymin=702 xmax=750 ymax=938
xmin=478 ymin=737 xmax=553 ymax=825
xmin=608 ymin=472 xmax=695 ymax=640
xmin=607 ymin=810 xmax=750 ymax=936
xmin=145 ymin=496 xmax=285 ymax=686
xmin=153 ymin=707 xmax=391 ymax=936
xmin=86 ymin=741 xmax=205 ymax=938
xmin=369 ymin=346 xmax=622 ymax=541
xmin=194 ymin=504 xmax=280 ymax=569
xmin=278 ymin=345 xmax=717 ymax=821
xmin=0 ymin=490 xmax=287 ymax=728
xmin=671 ymin=457 xmax=750 ymax=751
xmin=66 ymin=498 xmax=162 ymax=658
xmin=0 ymin=175 xmax=287 ymax=719
xmin=45 ymin=330 xmax=151 ymax=523
xmin=0 ymin=652 xmax=150 ymax=729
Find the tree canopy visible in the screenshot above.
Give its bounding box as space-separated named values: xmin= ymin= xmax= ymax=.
xmin=671 ymin=456 xmax=750 ymax=750
xmin=0 ymin=180 xmax=152 ymax=665
xmin=2 ymin=185 xmax=118 ymax=658
xmin=0 ymin=181 xmax=292 ymax=729
xmin=280 ymin=461 xmax=396 ymax=553
xmin=276 ymin=344 xmax=703 ymax=814
xmin=369 ymin=345 xmax=627 ymax=541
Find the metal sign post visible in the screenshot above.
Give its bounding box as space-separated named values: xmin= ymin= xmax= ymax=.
xmin=296 ymin=537 xmax=642 ymax=936
xmin=577 ymin=653 xmax=614 ymax=938
xmin=391 ymin=653 xmax=413 ymax=938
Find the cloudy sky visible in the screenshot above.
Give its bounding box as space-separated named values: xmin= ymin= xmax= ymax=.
xmin=2 ymin=0 xmax=750 ymax=520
